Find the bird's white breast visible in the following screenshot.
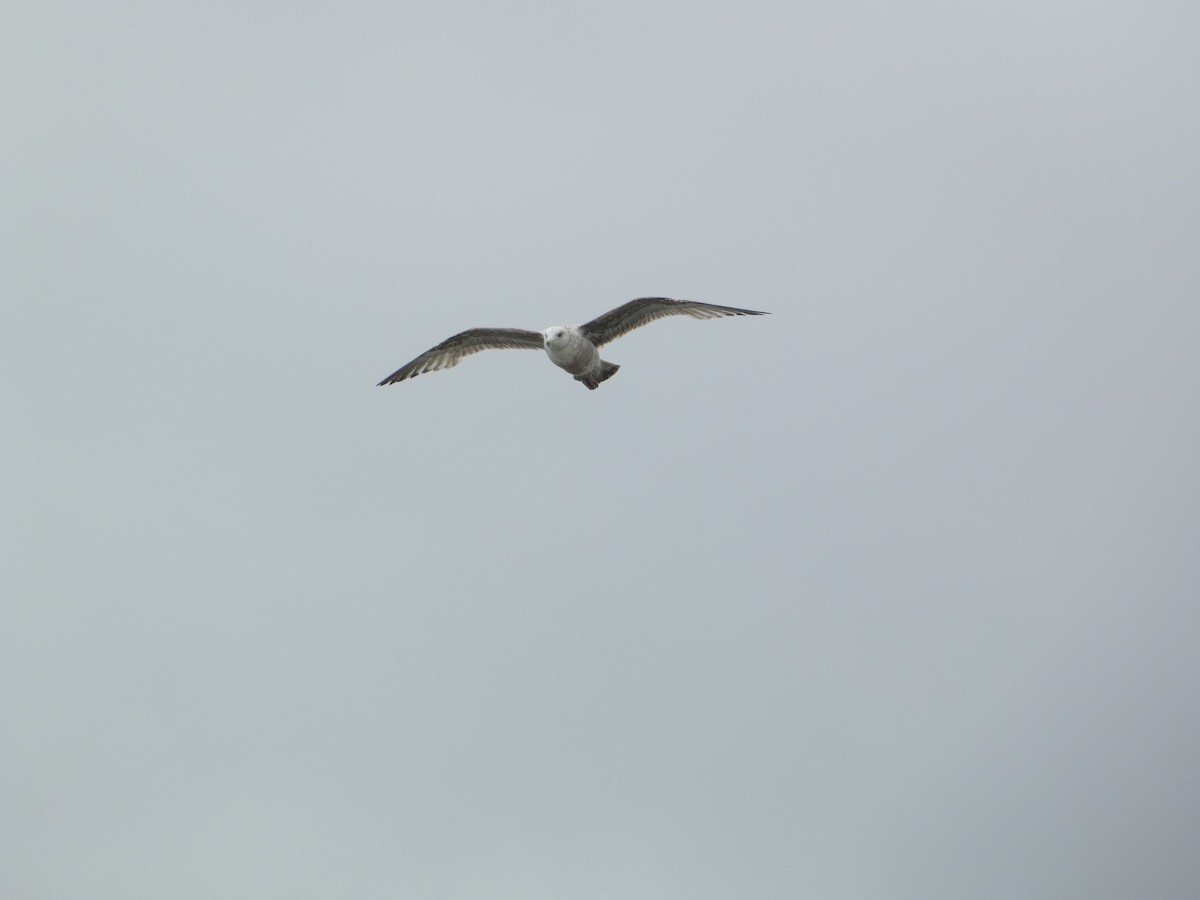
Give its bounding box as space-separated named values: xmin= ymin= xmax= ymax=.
xmin=543 ymin=325 xmax=598 ymax=375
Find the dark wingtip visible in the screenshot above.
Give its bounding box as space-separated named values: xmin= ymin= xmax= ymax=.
xmin=378 ymin=371 xmax=413 ymax=386
xmin=713 ymin=302 xmax=769 ymax=316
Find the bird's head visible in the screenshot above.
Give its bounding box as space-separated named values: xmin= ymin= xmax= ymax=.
xmin=542 ymin=326 xmax=568 ymax=347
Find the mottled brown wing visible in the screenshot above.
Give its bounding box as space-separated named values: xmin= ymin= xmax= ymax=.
xmin=377 ymin=327 xmax=544 ymax=385
xmin=580 ymin=298 xmax=769 ymax=348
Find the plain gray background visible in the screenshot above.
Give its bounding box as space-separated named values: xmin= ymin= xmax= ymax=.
xmin=4 ymin=2 xmax=1198 ymax=897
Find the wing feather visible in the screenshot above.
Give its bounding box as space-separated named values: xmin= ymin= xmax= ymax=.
xmin=377 ymin=327 xmax=544 ymax=385
xmin=581 ymin=297 xmax=769 ymax=347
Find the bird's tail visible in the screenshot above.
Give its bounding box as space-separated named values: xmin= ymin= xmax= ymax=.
xmin=577 ymin=360 xmax=620 ymax=390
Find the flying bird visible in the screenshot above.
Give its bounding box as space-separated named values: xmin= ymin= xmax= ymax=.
xmin=377 ymin=297 xmax=769 ymax=390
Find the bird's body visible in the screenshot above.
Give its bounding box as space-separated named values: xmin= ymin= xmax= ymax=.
xmin=542 ymin=324 xmax=619 ymax=389
xmin=377 ymin=297 xmax=768 ymax=390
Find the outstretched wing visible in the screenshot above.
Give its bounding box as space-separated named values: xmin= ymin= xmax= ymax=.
xmin=581 ymin=297 xmax=769 ymax=348
xmin=377 ymin=327 xmax=544 ymax=385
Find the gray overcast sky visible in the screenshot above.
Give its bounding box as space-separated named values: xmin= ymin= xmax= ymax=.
xmin=3 ymin=2 xmax=1199 ymax=897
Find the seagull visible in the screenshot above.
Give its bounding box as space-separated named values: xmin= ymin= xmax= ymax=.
xmin=377 ymin=297 xmax=769 ymax=390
